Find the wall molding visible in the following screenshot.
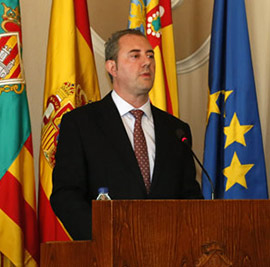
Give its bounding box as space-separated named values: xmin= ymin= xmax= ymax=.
xmin=91 ymin=27 xmax=210 ymax=75
xmin=91 ymin=27 xmax=105 ymax=58
xmin=177 ymin=35 xmax=210 ymax=74
xmin=171 ymin=0 xmax=184 ymax=9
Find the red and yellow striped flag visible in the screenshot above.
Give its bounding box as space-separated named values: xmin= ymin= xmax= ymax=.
xmin=0 ymin=1 xmax=39 ymax=266
xmin=39 ymin=0 xmax=100 ymax=242
xmin=128 ymin=0 xmax=179 ymax=117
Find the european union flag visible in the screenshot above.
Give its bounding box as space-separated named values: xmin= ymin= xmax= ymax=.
xmin=202 ymin=0 xmax=268 ymax=199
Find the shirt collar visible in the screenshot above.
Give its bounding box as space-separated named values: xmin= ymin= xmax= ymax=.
xmin=111 ymin=90 xmax=152 ymax=119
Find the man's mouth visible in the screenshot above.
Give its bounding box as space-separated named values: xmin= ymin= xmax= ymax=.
xmin=140 ymin=72 xmax=151 ymax=77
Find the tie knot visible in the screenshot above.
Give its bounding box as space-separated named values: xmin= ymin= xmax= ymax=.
xmin=130 ymin=109 xmax=144 ymax=120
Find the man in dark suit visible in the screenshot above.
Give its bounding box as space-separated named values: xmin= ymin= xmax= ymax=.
xmin=50 ymin=29 xmax=203 ymax=240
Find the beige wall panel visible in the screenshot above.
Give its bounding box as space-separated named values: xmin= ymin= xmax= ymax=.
xmin=92 ymin=50 xmax=111 ymax=98
xmin=20 ymin=0 xmax=52 ymax=185
xmin=173 ymin=0 xmax=214 ymax=60
xmin=178 ymin=62 xmax=209 ymax=182
xmin=88 ymin=0 xmax=129 ymax=42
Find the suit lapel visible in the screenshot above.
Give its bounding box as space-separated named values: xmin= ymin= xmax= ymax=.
xmin=150 ymin=106 xmax=170 ymax=189
xmin=93 ymin=93 xmax=147 ymax=191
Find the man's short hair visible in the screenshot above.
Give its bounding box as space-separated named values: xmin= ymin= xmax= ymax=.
xmin=105 ymin=29 xmax=146 ymax=62
xmin=105 ymin=29 xmax=147 ymax=82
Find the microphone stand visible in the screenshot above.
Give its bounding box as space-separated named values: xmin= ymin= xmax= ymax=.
xmin=189 ymin=149 xmax=215 ymax=200
xmin=176 ymin=129 xmax=215 ymax=200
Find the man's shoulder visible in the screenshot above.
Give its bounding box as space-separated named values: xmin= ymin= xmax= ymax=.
xmin=151 ymin=105 xmax=188 ymax=128
xmin=64 ymin=92 xmax=113 ymax=119
xmin=151 ymin=105 xmax=192 ymax=141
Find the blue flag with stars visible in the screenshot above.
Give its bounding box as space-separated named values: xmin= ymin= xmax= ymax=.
xmin=202 ymin=0 xmax=268 ymax=199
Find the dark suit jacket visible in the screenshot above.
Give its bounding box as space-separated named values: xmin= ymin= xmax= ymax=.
xmin=50 ymin=92 xmax=203 ymax=240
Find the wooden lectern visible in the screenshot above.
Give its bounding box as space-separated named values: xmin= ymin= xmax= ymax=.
xmin=41 ymin=200 xmax=270 ymax=266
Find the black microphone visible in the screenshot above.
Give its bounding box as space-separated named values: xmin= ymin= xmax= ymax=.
xmin=176 ymin=129 xmax=215 ymax=200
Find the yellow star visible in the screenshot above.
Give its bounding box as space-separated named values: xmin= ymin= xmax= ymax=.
xmin=207 ymin=90 xmax=233 ymax=123
xmin=221 ymin=90 xmax=233 ymax=118
xmin=223 ymin=152 xmax=254 ymax=191
xmin=223 ymin=90 xmax=233 ymax=102
xmin=224 ymin=113 xmax=253 ymax=148
xmin=207 ymin=91 xmax=221 ymax=122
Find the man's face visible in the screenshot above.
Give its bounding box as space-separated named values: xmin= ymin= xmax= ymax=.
xmin=112 ymin=34 xmax=155 ymax=97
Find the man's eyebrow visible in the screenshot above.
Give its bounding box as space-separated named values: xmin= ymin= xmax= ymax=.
xmin=128 ymin=49 xmax=141 ymax=54
xmin=146 ymin=49 xmax=154 ymax=54
xmin=128 ymin=49 xmax=154 ymax=54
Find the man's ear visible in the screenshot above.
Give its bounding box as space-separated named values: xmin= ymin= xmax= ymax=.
xmin=105 ymin=60 xmax=117 ymax=78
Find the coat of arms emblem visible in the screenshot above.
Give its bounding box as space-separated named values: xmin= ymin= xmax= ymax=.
xmin=0 ymin=3 xmax=25 ymax=94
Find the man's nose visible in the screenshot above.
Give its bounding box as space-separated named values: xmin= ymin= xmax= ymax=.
xmin=142 ymin=56 xmax=152 ymax=67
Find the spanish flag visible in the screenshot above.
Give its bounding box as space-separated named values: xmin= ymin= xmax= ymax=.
xmin=128 ymin=0 xmax=179 ymax=117
xmin=39 ymin=0 xmax=100 ymax=242
xmin=0 ymin=1 xmax=39 ymax=266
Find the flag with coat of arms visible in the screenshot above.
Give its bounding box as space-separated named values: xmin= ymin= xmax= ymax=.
xmin=0 ymin=0 xmax=39 ymax=266
xmin=128 ymin=0 xmax=179 ymax=117
xmin=39 ymin=0 xmax=100 ymax=242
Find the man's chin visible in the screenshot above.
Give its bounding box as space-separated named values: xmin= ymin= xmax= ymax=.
xmin=140 ymin=81 xmax=154 ymax=91
xmin=139 ymin=87 xmax=152 ymax=95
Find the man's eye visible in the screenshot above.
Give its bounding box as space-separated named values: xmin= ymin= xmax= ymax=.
xmin=147 ymin=54 xmax=154 ymax=59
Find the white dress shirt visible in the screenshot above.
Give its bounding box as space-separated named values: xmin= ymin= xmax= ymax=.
xmin=111 ymin=90 xmax=156 ymax=180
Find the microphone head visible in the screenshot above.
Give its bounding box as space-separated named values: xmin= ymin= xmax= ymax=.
xmin=176 ymin=129 xmax=190 ymax=146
